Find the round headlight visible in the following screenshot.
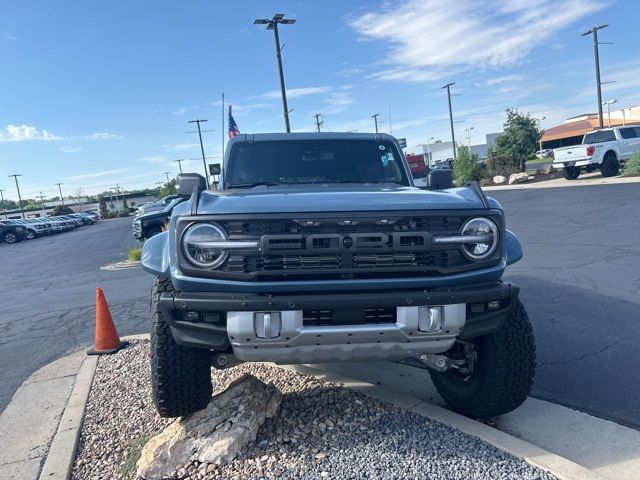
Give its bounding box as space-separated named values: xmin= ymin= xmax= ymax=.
xmin=460 ymin=217 xmax=498 ymax=259
xmin=182 ymin=223 xmax=228 ymax=268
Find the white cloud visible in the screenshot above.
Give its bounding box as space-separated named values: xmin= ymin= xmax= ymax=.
xmin=87 ymin=132 xmax=124 ymax=140
xmin=480 ymin=74 xmax=524 ymax=87
xmin=349 ymin=0 xmax=605 ymax=82
xmin=66 ymin=168 xmax=128 ymax=181
xmin=163 ymin=142 xmax=199 ymax=152
xmin=0 ymin=124 xmax=61 ymax=142
xmin=60 ymin=146 xmax=82 ymax=153
xmin=254 ymin=86 xmax=332 ymax=100
xmin=173 ymin=107 xmax=187 ymax=115
xmin=4 ymin=32 xmax=17 ymax=40
xmin=138 ymin=156 xmax=167 ymax=163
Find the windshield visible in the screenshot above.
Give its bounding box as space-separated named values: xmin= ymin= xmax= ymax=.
xmin=162 ymin=198 xmax=182 ymax=213
xmin=583 ymin=130 xmax=616 ymax=144
xmin=226 ymin=139 xmax=409 ymax=188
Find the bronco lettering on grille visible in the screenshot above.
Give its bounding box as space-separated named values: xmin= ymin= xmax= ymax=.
xmin=261 ymin=232 xmax=432 ymax=254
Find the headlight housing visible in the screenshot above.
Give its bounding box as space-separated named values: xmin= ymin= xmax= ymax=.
xmin=182 ymin=223 xmax=228 ymax=268
xmin=460 ymin=217 xmax=499 ymax=259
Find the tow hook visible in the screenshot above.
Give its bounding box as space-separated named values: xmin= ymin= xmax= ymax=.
xmin=419 ymin=354 xmax=459 ymax=372
xmin=211 ymin=353 xmax=242 ymax=370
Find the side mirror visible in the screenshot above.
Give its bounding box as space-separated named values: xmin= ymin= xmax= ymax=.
xmin=426 ymin=169 xmax=454 ymax=189
xmin=175 ymin=173 xmax=206 ymax=197
xmin=209 ymin=163 xmax=221 ymax=176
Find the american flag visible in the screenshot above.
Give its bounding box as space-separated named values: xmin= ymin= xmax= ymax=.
xmin=228 ymin=106 xmax=240 ymax=138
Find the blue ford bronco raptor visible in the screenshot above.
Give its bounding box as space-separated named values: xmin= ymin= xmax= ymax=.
xmin=142 ymin=133 xmax=535 ymax=418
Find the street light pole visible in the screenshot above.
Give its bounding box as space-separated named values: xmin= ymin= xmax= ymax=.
xmin=463 ymin=127 xmax=475 ymax=150
xmin=535 ymin=116 xmax=546 ymax=151
xmin=163 ymin=171 xmax=171 ymax=183
xmin=582 ymin=25 xmax=609 ymax=130
xmin=254 ymin=14 xmax=296 ymax=133
xmin=174 ymin=159 xmax=184 ymax=173
xmin=313 ymin=113 xmax=323 ymax=132
xmin=0 ymin=189 xmax=6 ymax=219
xmin=37 ymin=192 xmax=46 ymax=211
xmin=188 ymin=119 xmax=210 ymax=189
xmin=9 ymin=174 xmax=25 ymax=219
xmin=602 ymin=99 xmax=617 ymax=127
xmin=371 ymin=113 xmax=380 ymax=133
xmin=55 ymin=182 xmax=65 ymax=206
xmin=442 ymin=83 xmax=457 ymax=160
xmin=426 ymin=136 xmax=434 ymax=166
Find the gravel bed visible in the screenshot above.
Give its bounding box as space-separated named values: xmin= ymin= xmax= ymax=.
xmin=72 ymin=340 xmax=556 ymax=480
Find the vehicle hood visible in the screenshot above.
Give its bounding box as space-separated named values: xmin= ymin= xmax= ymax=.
xmin=181 ymin=184 xmax=488 ymax=215
xmin=135 ymin=209 xmax=169 ymax=221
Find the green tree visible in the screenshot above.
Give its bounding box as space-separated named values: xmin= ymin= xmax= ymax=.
xmin=0 ymin=199 xmax=18 ymax=210
xmin=157 ymin=179 xmax=176 ymax=198
xmin=97 ymin=194 xmax=108 ymax=219
xmin=453 ymin=145 xmax=480 ymax=185
xmin=52 ymin=205 xmax=74 ymax=215
xmin=492 ymin=108 xmax=540 ymax=172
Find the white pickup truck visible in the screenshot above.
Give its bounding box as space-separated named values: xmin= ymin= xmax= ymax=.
xmin=552 ymin=126 xmax=640 ymax=180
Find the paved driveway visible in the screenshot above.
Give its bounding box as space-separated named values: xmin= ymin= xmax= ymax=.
xmin=0 ymin=217 xmax=151 ymax=412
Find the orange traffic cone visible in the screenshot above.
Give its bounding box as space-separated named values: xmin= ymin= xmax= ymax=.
xmin=87 ymin=288 xmax=127 ymax=355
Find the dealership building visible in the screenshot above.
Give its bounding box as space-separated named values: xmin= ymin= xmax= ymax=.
xmin=541 ymin=105 xmax=640 ymax=149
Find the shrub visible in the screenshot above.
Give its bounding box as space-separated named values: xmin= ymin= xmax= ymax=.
xmin=106 ymin=211 xmax=117 ymax=219
xmin=128 ymin=247 xmax=142 ymax=262
xmin=486 ymin=154 xmax=520 ymax=178
xmin=622 ymin=151 xmax=640 ymax=177
xmin=52 ymin=205 xmax=74 ymax=216
xmin=453 ymin=146 xmax=480 ymax=185
xmin=118 ymin=210 xmax=130 ymax=217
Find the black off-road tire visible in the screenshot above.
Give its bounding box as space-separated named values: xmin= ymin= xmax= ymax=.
xmin=563 ymin=166 xmax=580 ymax=180
xmin=429 ymin=299 xmax=535 ymax=418
xmin=600 ymin=152 xmax=620 ymax=177
xmin=150 ymin=276 xmax=212 ymax=417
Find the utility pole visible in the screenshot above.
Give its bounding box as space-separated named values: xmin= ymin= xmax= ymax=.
xmin=313 ymin=113 xmax=324 ymax=132
xmin=163 ymin=171 xmax=171 ymax=183
xmin=9 ymin=174 xmax=25 ymax=219
xmin=37 ymin=192 xmax=46 ymax=211
xmin=582 ymin=25 xmax=609 ymax=130
xmin=602 ymin=99 xmax=617 ymax=127
xmin=254 ymin=14 xmax=296 ymax=133
xmin=173 ymin=159 xmax=184 ymax=173
xmin=371 ymin=113 xmax=380 ymax=133
xmin=111 ymin=185 xmax=121 ymax=213
xmin=55 ymin=182 xmax=65 ymax=206
xmin=188 ymin=119 xmax=210 ymax=189
xmin=0 ymin=189 xmax=6 ymax=219
xmin=442 ymin=83 xmax=457 ymax=160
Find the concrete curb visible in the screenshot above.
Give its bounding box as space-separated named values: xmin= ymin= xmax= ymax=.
xmin=279 ymin=364 xmax=606 ymax=480
xmin=38 ymin=355 xmax=97 ymax=480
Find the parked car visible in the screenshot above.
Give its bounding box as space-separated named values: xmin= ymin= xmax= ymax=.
xmin=135 ymin=195 xmax=178 ymax=216
xmin=1 ymin=219 xmax=44 ymax=239
xmin=535 ymin=149 xmax=553 ymax=158
xmin=133 ymin=197 xmax=184 ymax=241
xmin=0 ymin=221 xmax=27 ymax=244
xmin=141 ymin=132 xmax=534 ymax=420
xmin=552 ymin=126 xmax=640 ymax=180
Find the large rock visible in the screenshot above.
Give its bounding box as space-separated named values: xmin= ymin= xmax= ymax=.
xmin=136 ymin=373 xmax=282 ymax=479
xmin=492 ymin=175 xmax=506 ymax=184
xmin=508 ymin=172 xmax=534 ymax=185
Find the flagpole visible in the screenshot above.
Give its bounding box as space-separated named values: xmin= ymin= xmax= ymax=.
xmin=221 ymin=92 xmax=225 ymax=162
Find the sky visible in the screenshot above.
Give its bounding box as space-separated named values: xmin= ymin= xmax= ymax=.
xmin=1 ymin=0 xmax=639 ymax=200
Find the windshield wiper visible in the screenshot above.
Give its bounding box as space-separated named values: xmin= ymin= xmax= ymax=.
xmin=228 ymin=181 xmax=282 ymax=188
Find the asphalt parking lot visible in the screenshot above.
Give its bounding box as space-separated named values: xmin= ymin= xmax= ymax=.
xmin=1 ymin=183 xmax=638 ymax=428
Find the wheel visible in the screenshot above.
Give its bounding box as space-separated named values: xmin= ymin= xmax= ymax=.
xmin=3 ymin=232 xmax=18 ymax=244
xmin=25 ymin=230 xmax=36 ymax=240
xmin=600 ymin=152 xmax=619 ymax=177
xmin=562 ymin=166 xmax=580 ymax=180
xmin=150 ymin=276 xmax=212 ymax=417
xmin=429 ymin=299 xmax=535 ymax=418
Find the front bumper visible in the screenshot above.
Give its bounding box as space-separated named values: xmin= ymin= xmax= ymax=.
xmin=157 ymin=281 xmax=519 ymax=364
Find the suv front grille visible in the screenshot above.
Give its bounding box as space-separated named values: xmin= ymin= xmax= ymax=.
xmin=178 ymin=211 xmax=503 ymax=281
